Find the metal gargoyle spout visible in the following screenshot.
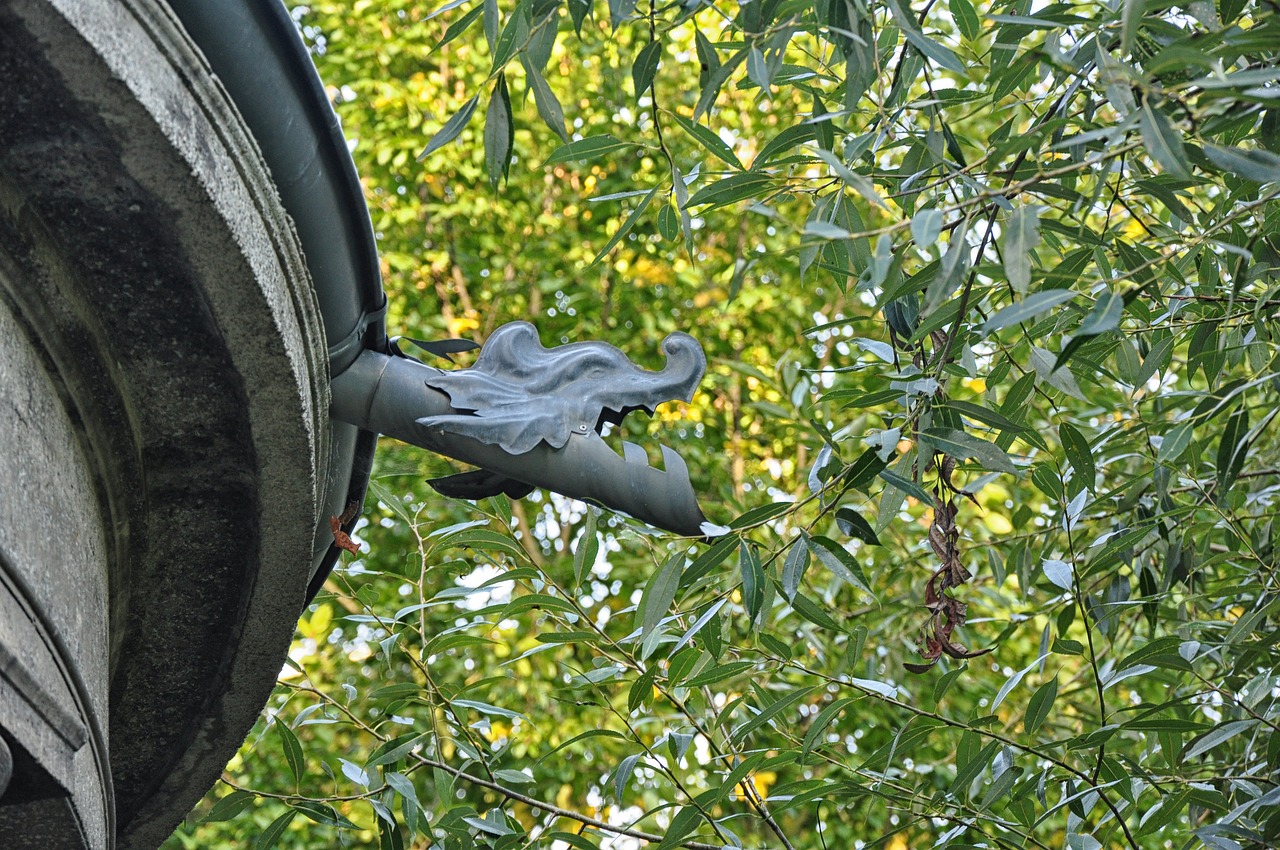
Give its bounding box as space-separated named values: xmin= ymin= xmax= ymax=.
xmin=330 ymin=322 xmax=709 ymax=536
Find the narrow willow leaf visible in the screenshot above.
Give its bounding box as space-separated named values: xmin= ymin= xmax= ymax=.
xmin=1076 ymin=289 xmax=1124 ymax=338
xmin=614 ymin=753 xmax=641 ymax=799
xmin=1158 ymin=420 xmax=1195 ymax=463
xmin=1043 ymin=557 xmax=1074 ymax=591
xmin=671 ymin=599 xmax=727 ymax=654
xmin=640 ymin=553 xmax=683 ymax=642
xmin=483 ymin=0 xmax=498 ymax=48
xmin=255 ymin=810 xmax=297 ymax=850
xmin=631 ymin=39 xmax=661 ymax=99
xmin=801 ymin=697 xmax=855 ymax=761
xmin=805 ymin=533 xmax=872 ymax=594
xmin=1216 ymin=405 xmax=1250 ymax=494
xmin=1203 ymin=143 xmax=1280 ymax=183
xmin=1024 ymin=678 xmax=1058 ymax=734
xmin=274 ymin=721 xmax=305 ymax=784
xmin=549 ymin=135 xmax=634 ymax=166
xmin=1182 ymin=719 xmax=1257 ymax=761
xmin=781 ymin=539 xmax=810 ymax=600
xmin=878 ymin=468 xmax=933 ymax=504
xmin=694 ymin=48 xmax=748 ymax=121
xmin=655 ymin=806 xmax=702 ymax=850
xmin=740 ymin=543 xmax=765 ymax=621
xmin=835 ymin=507 xmax=881 ymax=545
xmin=981 ymin=289 xmax=1076 ymax=335
xmin=569 ymin=0 xmax=591 ymax=34
xmin=367 ymin=732 xmax=430 ymax=768
xmin=438 ymin=5 xmax=484 ymax=50
xmin=1002 ymin=206 xmax=1042 ymax=294
xmin=524 ymin=59 xmax=568 ymax=142
xmin=920 ymin=427 xmax=1016 ymax=473
xmin=573 ymin=510 xmax=599 ymax=587
xmin=1138 ymin=100 xmax=1190 ymax=177
xmin=992 ymin=653 xmax=1050 ymax=710
xmin=950 ymin=0 xmax=981 ymax=40
xmin=591 ymin=185 xmax=657 ymax=266
xmin=687 ymin=173 xmax=773 ymax=208
xmin=203 ymin=790 xmax=254 ymax=823
xmin=489 ymin=0 xmax=530 ymax=71
xmin=1121 ymin=0 xmax=1146 ymax=56
xmin=885 ymin=0 xmax=966 ymax=74
xmin=731 ymin=686 xmax=815 ymax=744
xmin=911 ymin=208 xmax=943 ymax=247
xmin=418 ymin=95 xmax=479 ymax=160
xmin=668 ymin=112 xmax=744 ymax=169
xmin=1059 ymin=423 xmax=1095 ymax=492
xmin=483 ymin=74 xmax=513 ymax=188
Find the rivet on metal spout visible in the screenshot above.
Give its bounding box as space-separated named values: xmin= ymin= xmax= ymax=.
xmin=330 ymin=322 xmax=709 ymax=536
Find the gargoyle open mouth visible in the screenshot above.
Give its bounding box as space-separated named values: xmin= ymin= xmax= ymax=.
xmin=330 ymin=322 xmax=709 ymax=536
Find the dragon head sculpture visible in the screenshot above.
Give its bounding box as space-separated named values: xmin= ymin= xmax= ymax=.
xmin=330 ymin=322 xmax=710 ymax=536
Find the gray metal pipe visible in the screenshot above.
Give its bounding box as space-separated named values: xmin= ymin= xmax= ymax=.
xmin=331 ymin=344 xmax=708 ymax=537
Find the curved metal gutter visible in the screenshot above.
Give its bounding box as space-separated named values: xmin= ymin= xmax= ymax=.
xmin=164 ymin=0 xmax=386 ymax=598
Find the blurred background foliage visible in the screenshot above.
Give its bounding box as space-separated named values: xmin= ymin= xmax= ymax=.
xmin=165 ymin=0 xmax=1280 ymax=848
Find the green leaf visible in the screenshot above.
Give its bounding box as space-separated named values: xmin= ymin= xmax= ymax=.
xmin=591 ymin=185 xmax=658 ymax=266
xmin=1116 ymin=636 xmax=1193 ymax=672
xmin=1217 ymin=405 xmax=1250 ymax=494
xmin=886 ymin=0 xmax=966 ymax=74
xmin=981 ymin=289 xmax=1076 ymax=335
xmin=569 ymin=0 xmax=591 ymax=34
xmin=950 ymin=0 xmax=982 ymax=41
xmin=919 ymin=428 xmax=1016 ymax=473
xmin=631 ymin=40 xmax=661 ymax=99
xmin=545 ymin=134 xmax=633 ymax=164
xmin=274 ymin=720 xmax=305 ymax=784
xmin=781 ymin=538 xmax=810 ymax=600
xmin=1203 ymin=144 xmax=1280 ymax=182
xmin=1043 ymin=558 xmax=1074 ymax=591
xmin=835 ymin=507 xmax=881 ymax=545
xmin=1024 ymin=678 xmax=1058 ymax=734
xmin=1002 ymin=205 xmax=1042 ymax=294
xmin=203 ymin=790 xmax=254 ymax=823
xmin=655 ymin=806 xmax=702 ymax=850
xmin=523 ymin=59 xmax=568 ymax=142
xmin=1076 ymin=289 xmax=1124 ymax=338
xmin=613 ymin=753 xmax=641 ymax=799
xmin=694 ymin=48 xmax=748 ymax=121
xmin=687 ymin=173 xmax=773 ymax=208
xmin=731 ymin=686 xmax=815 ymax=744
xmin=1059 ymin=423 xmax=1095 ymax=492
xmin=640 ymin=553 xmax=683 ymax=643
xmin=1138 ymin=100 xmax=1190 ymax=178
xmin=878 ymin=468 xmax=934 ymax=504
xmin=367 ymin=732 xmax=430 ymax=768
xmin=573 ymin=510 xmax=599 ymax=587
xmin=484 ymin=74 xmax=514 ymax=188
xmin=668 ymin=112 xmax=744 ymax=170
xmin=453 ymin=699 xmax=526 ymax=720
xmin=911 ymin=208 xmax=943 ymax=247
xmin=801 ymin=696 xmax=855 ymax=762
xmin=740 ymin=543 xmax=765 ymax=621
xmin=489 ymin=0 xmax=529 ymax=71
xmin=805 ymin=533 xmax=873 ymax=594
xmin=254 ymin=810 xmax=297 ymax=850
xmin=1182 ymin=719 xmax=1257 ymax=761
xmin=1121 ymin=0 xmax=1146 ymax=56
xmin=418 ymin=95 xmax=480 ymax=161
xmin=438 ymin=5 xmax=484 ymax=51
xmin=1158 ymin=420 xmax=1195 ymax=464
